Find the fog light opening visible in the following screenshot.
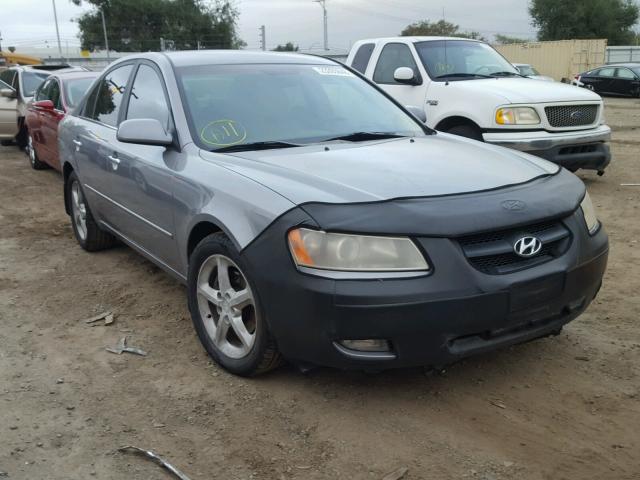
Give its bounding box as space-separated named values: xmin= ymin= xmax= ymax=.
xmin=338 ymin=339 xmax=391 ymax=352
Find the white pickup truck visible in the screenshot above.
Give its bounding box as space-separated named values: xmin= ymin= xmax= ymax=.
xmin=346 ymin=37 xmax=611 ymax=174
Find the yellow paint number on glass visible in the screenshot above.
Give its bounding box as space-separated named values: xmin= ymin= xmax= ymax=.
xmin=200 ymin=119 xmax=247 ymax=147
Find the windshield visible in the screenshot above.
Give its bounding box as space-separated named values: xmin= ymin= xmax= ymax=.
xmin=414 ymin=40 xmax=519 ymax=80
xmin=22 ymin=71 xmax=50 ymax=97
xmin=632 ymin=67 xmax=640 ymax=77
xmin=64 ymin=77 xmax=96 ymax=108
xmin=517 ymin=65 xmax=540 ymax=76
xmin=177 ymin=63 xmax=425 ymax=150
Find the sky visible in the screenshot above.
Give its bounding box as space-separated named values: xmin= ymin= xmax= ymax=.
xmin=0 ymin=0 xmax=537 ymax=53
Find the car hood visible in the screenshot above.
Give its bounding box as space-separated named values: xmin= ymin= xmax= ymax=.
xmin=449 ymin=77 xmax=601 ymax=103
xmin=200 ymin=134 xmax=559 ymax=205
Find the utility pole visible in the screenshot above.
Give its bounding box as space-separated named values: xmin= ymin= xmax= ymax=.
xmin=259 ymin=25 xmax=266 ymax=51
xmin=313 ymin=0 xmax=328 ymax=50
xmin=51 ymin=0 xmax=64 ymax=61
xmin=0 ymin=30 xmax=3 ymax=52
xmin=100 ymin=8 xmax=110 ymax=61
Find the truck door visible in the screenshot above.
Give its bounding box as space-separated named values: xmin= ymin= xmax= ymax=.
xmin=370 ymin=42 xmax=427 ymax=111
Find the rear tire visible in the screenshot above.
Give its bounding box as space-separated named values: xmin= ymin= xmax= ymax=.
xmin=188 ymin=233 xmax=282 ymax=376
xmin=27 ymin=132 xmax=48 ymax=170
xmin=445 ymin=124 xmax=483 ymax=141
xmin=66 ymin=171 xmax=116 ymax=251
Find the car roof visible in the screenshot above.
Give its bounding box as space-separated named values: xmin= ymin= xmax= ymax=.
xmin=355 ymin=36 xmax=483 ymax=44
xmin=606 ymin=63 xmax=640 ymax=68
xmin=52 ymin=70 xmax=99 ymax=81
xmin=149 ymin=50 xmax=337 ymax=68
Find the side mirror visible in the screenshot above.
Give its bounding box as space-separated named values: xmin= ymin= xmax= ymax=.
xmin=405 ymin=105 xmax=427 ymax=123
xmin=34 ymin=100 xmax=55 ymax=110
xmin=394 ymin=67 xmax=419 ymax=85
xmin=117 ymin=118 xmax=173 ymax=147
xmin=0 ymin=88 xmax=16 ymax=99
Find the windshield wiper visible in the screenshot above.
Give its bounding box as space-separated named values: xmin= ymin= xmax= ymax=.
xmin=321 ymin=132 xmax=406 ymax=142
xmin=490 ymin=71 xmax=525 ymax=78
xmin=435 ymin=73 xmax=493 ymax=79
xmin=213 ymin=141 xmax=303 ymax=153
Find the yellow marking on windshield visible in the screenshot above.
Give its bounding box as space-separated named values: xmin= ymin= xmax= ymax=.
xmin=200 ymin=119 xmax=247 ymax=147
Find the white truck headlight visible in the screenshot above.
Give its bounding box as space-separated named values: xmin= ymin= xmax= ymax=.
xmin=580 ymin=192 xmax=599 ymax=234
xmin=495 ymin=107 xmax=541 ymax=125
xmin=287 ymin=228 xmax=429 ymax=272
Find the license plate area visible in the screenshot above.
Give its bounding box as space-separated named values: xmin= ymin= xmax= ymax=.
xmin=509 ymin=272 xmax=565 ymax=313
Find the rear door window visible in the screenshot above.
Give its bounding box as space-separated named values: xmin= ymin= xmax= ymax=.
xmin=615 ymin=68 xmax=635 ymax=79
xmin=88 ymin=64 xmax=134 ymax=127
xmin=351 ymin=43 xmax=375 ymax=74
xmin=373 ymin=43 xmax=419 ymax=84
xmin=125 ymin=64 xmax=171 ymax=129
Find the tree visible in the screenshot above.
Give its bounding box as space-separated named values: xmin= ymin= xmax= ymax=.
xmin=400 ymin=20 xmax=488 ymax=42
xmin=71 ymin=0 xmax=245 ymax=52
xmin=494 ymin=34 xmax=528 ymax=45
xmin=272 ymin=42 xmax=299 ymax=52
xmin=529 ymin=0 xmax=639 ymax=45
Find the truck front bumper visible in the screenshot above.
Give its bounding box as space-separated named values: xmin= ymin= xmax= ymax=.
xmin=483 ymin=125 xmax=611 ymax=172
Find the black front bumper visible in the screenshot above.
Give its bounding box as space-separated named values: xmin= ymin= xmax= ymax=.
xmin=529 ymin=142 xmax=611 ymax=173
xmin=242 ymin=206 xmax=609 ymax=371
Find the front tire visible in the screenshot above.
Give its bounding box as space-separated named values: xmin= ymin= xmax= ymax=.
xmin=66 ymin=171 xmax=116 ymax=251
xmin=27 ymin=132 xmax=48 ymax=170
xmin=188 ymin=233 xmax=281 ymax=376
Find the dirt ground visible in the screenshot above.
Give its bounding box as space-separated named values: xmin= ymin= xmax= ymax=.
xmin=1 ymin=98 xmax=639 ymax=480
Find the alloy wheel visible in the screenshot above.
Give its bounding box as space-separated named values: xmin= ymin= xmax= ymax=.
xmin=27 ymin=134 xmax=36 ymax=167
xmin=196 ymin=254 xmax=257 ymax=359
xmin=71 ymin=181 xmax=88 ymax=241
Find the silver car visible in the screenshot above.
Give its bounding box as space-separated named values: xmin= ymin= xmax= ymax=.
xmin=0 ymin=66 xmax=51 ymax=146
xmin=59 ymin=51 xmax=609 ymax=376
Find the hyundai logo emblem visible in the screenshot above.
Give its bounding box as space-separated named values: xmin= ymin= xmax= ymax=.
xmin=570 ymin=110 xmax=584 ymax=120
xmin=513 ymin=236 xmax=543 ymax=258
xmin=501 ymin=200 xmax=526 ymax=211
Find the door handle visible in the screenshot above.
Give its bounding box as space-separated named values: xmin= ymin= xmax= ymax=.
xmin=72 ymin=140 xmax=82 ymax=146
xmin=107 ymin=155 xmax=121 ymax=170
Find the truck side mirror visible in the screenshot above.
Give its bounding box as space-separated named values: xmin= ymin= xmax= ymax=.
xmin=394 ymin=67 xmax=420 ymax=85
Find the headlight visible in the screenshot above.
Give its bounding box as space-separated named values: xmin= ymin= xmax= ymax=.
xmin=580 ymin=191 xmax=599 ymax=234
xmin=287 ymin=228 xmax=429 ymax=272
xmin=495 ymin=107 xmax=541 ymax=125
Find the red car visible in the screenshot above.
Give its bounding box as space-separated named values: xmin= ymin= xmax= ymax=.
xmin=25 ymin=70 xmax=98 ymax=171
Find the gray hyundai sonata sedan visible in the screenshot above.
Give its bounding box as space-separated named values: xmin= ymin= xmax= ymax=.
xmin=58 ymin=51 xmax=608 ymax=376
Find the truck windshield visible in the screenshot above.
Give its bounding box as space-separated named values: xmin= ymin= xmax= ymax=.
xmin=414 ymin=40 xmax=519 ymax=81
xmin=177 ymin=63 xmax=426 ymax=151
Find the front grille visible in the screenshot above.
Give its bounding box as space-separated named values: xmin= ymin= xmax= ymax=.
xmin=457 ymin=219 xmax=571 ymax=275
xmin=545 ymin=105 xmax=598 ymax=128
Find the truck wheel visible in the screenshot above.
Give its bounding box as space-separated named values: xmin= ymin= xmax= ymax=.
xmin=188 ymin=233 xmax=282 ymax=376
xmin=66 ymin=171 xmax=116 ymax=251
xmin=446 ymin=124 xmax=483 ymax=141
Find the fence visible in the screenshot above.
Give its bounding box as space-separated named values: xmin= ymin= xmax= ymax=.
xmin=495 ymin=39 xmax=608 ymax=81
xmin=605 ymin=46 xmax=640 ymax=64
